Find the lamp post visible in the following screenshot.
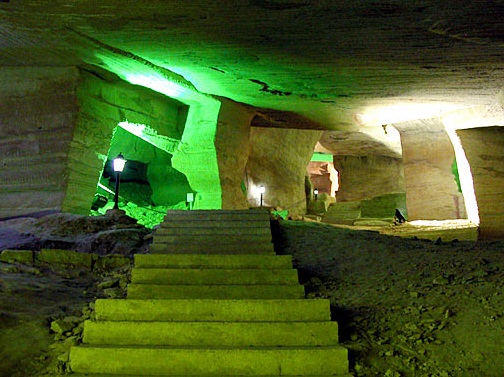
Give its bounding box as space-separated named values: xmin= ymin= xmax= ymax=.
xmin=259 ymin=185 xmax=265 ymax=207
xmin=314 ymin=188 xmax=319 ymax=201
xmin=112 ymin=153 xmax=126 ymax=209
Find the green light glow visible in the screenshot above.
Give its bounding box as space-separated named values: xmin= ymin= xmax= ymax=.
xmin=92 ymin=50 xmax=223 ymax=209
xmin=122 ymin=76 xmax=222 ymax=209
xmin=125 ymin=73 xmax=191 ymax=100
xmin=118 ymin=121 xmax=180 ymax=154
xmin=311 ymin=152 xmax=333 ymax=162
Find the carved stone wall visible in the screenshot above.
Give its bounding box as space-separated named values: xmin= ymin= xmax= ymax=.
xmin=62 ymin=69 xmax=187 ymax=214
xmin=0 ymin=67 xmax=79 ymax=218
xmin=333 ymin=155 xmax=405 ymax=202
xmin=395 ymin=119 xmax=466 ymax=220
xmin=215 ymin=98 xmax=255 ymax=209
xmin=457 ymin=127 xmax=504 ymax=239
xmin=246 ymin=127 xmax=322 ymax=215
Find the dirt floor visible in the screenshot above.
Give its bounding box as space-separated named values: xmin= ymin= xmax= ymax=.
xmin=0 ymin=216 xmax=503 ymax=376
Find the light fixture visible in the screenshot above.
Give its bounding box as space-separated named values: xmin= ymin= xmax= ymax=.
xmin=259 ymin=185 xmax=265 ymax=207
xmin=314 ymin=188 xmax=319 ymax=201
xmin=186 ymin=192 xmax=195 ymax=210
xmin=113 ymin=153 xmax=126 ymax=209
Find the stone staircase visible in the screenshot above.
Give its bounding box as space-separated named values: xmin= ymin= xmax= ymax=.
xmin=70 ymin=209 xmax=351 ymax=376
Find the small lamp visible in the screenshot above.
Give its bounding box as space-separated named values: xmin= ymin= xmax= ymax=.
xmin=113 ymin=153 xmax=126 ymax=209
xmin=259 ymin=185 xmax=265 ymax=207
xmin=314 ymin=188 xmax=319 ymax=201
xmin=186 ymin=192 xmax=195 ymax=210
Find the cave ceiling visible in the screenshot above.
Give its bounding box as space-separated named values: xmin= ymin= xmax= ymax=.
xmin=1 ymin=0 xmax=503 ymax=156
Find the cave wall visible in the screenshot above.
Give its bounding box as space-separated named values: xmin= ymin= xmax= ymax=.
xmin=333 ymin=155 xmax=405 ymax=202
xmin=246 ymin=127 xmax=322 ymax=215
xmin=215 ymin=98 xmax=255 ymax=209
xmin=457 ymin=126 xmax=504 ymax=239
xmin=0 ymin=67 xmax=79 ymax=218
xmin=395 ymin=119 xmax=466 ymax=220
xmin=62 ymin=69 xmax=187 ymax=214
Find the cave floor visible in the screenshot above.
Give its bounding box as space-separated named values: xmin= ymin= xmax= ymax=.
xmin=0 ymin=218 xmax=503 ymax=376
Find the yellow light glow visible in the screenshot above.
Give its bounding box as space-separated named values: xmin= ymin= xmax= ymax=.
xmin=357 ymin=102 xmax=464 ymax=127
xmin=443 ymin=124 xmax=480 ymax=225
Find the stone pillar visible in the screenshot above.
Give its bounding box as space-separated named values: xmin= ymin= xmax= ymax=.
xmin=246 ymin=127 xmax=322 ymax=215
xmin=395 ymin=118 xmax=466 ymax=220
xmin=333 ymin=155 xmax=405 ymax=202
xmin=215 ymin=98 xmax=255 ymax=209
xmin=457 ymin=127 xmax=504 ymax=239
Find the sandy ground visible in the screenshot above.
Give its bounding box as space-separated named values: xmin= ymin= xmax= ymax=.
xmin=0 ymin=216 xmax=503 ymax=376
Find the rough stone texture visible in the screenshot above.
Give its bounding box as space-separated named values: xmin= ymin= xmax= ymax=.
xmin=246 ymin=128 xmax=322 ymax=215
xmin=457 ymin=127 xmax=504 ymax=239
xmin=0 ymin=67 xmax=79 ymax=218
xmin=62 ymin=69 xmax=187 ymax=215
xmin=307 ymin=162 xmax=338 ymax=199
xmin=2 ymin=1 xmax=502 ymax=131
xmin=0 ymin=1 xmax=503 ymax=236
xmin=323 ymin=202 xmax=362 ymax=226
xmin=215 ymin=98 xmax=255 ymax=210
xmin=333 ymin=155 xmax=405 ymax=202
xmin=395 ymin=119 xmax=467 ymax=220
xmin=360 ymin=193 xmax=407 ymax=219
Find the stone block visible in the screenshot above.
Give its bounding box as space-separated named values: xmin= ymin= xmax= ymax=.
xmin=37 ymin=249 xmax=95 ymax=268
xmin=94 ymin=299 xmax=331 ymax=322
xmin=360 ymin=192 xmax=407 ymax=218
xmin=134 ymin=253 xmax=293 ymax=269
xmin=82 ymin=320 xmax=340 ymax=347
xmin=131 ymin=268 xmax=299 ymax=285
xmin=94 ymin=255 xmax=132 ymax=270
xmin=70 ymin=345 xmax=349 ymax=376
xmin=127 ymin=284 xmax=305 ymax=300
xmin=0 ymin=249 xmax=34 ymax=264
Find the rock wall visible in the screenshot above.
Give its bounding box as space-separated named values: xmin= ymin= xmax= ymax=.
xmin=215 ymin=98 xmax=255 ymax=209
xmin=307 ymin=161 xmax=338 ymax=198
xmin=457 ymin=127 xmax=504 ymax=239
xmin=62 ymin=69 xmax=187 ymax=214
xmin=246 ymin=127 xmax=322 ymax=215
xmin=333 ymin=155 xmax=405 ymax=202
xmin=0 ymin=67 xmax=80 ymax=218
xmin=395 ymin=119 xmax=466 ymax=220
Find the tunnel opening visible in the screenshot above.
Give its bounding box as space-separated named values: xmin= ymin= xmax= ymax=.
xmin=90 ymin=123 xmax=195 ymax=228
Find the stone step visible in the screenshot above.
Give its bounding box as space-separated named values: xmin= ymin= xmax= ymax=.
xmin=159 ymin=219 xmax=271 ymax=229
xmin=154 ymin=226 xmax=272 ymax=236
xmin=70 ymin=345 xmax=349 ymax=376
xmin=149 ymin=242 xmax=275 ymax=254
xmin=72 ymin=373 xmax=353 ymax=377
xmin=94 ymin=299 xmax=331 ymax=322
xmin=82 ymin=321 xmax=340 ymax=347
xmin=152 ymin=234 xmax=272 ymax=244
xmin=130 ymin=268 xmax=299 ymax=285
xmin=127 ymin=284 xmax=305 ymax=300
xmin=163 ymin=209 xmax=270 ymax=222
xmin=134 ymin=254 xmax=293 ymax=269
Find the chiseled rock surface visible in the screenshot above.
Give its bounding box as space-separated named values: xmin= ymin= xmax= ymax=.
xmin=457 ymin=126 xmax=504 ymax=239
xmin=0 ymin=67 xmax=79 ymax=218
xmin=247 ymin=127 xmax=322 ymax=215
xmin=333 ymin=155 xmax=405 ymax=202
xmin=216 ymin=98 xmax=256 ymax=210
xmin=396 ymin=119 xmax=466 ymax=220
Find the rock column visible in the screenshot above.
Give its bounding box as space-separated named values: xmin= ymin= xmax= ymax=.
xmin=246 ymin=127 xmax=322 ymax=215
xmin=457 ymin=127 xmax=504 ymax=239
xmin=395 ymin=118 xmax=466 ymax=220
